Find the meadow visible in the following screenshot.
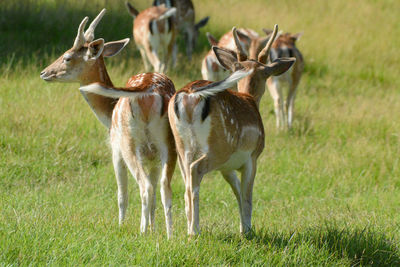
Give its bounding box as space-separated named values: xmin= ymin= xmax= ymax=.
xmin=1 ymin=0 xmax=400 ymax=265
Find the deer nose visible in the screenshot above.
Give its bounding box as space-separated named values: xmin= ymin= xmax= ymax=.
xmin=40 ymin=70 xmax=53 ymax=81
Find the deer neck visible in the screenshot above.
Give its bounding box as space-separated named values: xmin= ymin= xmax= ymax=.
xmin=238 ymin=78 xmax=266 ymax=109
xmin=79 ymin=56 xmax=113 ymax=86
xmin=79 ymin=56 xmax=117 ymax=128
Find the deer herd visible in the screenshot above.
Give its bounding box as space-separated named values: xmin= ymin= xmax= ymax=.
xmin=40 ymin=0 xmax=304 ymax=238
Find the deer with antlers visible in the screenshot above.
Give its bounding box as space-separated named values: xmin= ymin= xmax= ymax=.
xmin=168 ymin=25 xmax=295 ymax=235
xmin=201 ymin=28 xmax=257 ymax=81
xmin=153 ymin=0 xmax=209 ymax=60
xmin=201 ymin=28 xmax=275 ymax=82
xmin=40 ymin=9 xmax=176 ymax=238
xmin=262 ymin=29 xmax=304 ymax=129
xmin=126 ymin=2 xmax=177 ymax=73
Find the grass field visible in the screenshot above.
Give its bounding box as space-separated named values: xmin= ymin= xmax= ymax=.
xmin=1 ymin=0 xmax=400 ymax=265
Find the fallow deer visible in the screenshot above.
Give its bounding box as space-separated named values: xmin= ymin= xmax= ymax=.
xmin=40 ymin=9 xmax=176 ymax=238
xmin=201 ymin=28 xmax=257 ymax=81
xmin=168 ymin=25 xmax=296 ymax=235
xmin=153 ymin=0 xmax=209 ymax=60
xmin=201 ymin=28 xmax=273 ymax=82
xmin=126 ymin=2 xmax=177 ymax=73
xmin=262 ymin=29 xmax=304 ymax=129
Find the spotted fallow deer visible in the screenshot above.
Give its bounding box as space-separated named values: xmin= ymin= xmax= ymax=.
xmin=153 ymin=0 xmax=209 ymax=60
xmin=126 ymin=2 xmax=177 ymax=73
xmin=40 ymin=9 xmax=176 ymax=238
xmin=168 ymin=25 xmax=295 ymax=235
xmin=201 ymin=28 xmax=274 ymax=82
xmin=262 ymin=29 xmax=304 ymax=129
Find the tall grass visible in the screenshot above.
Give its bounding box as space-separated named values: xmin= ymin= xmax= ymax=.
xmin=1 ymin=0 xmax=400 ymax=265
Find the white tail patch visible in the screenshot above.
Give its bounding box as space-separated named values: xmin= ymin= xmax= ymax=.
xmin=79 ymin=83 xmax=155 ymax=99
xmin=192 ymin=69 xmax=253 ymax=98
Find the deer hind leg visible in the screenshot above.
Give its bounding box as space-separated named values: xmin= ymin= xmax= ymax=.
xmin=138 ymin=46 xmax=152 ymax=72
xmin=178 ymin=155 xmax=192 ymax=233
xmin=124 ymin=159 xmax=154 ymax=235
xmin=268 ymin=79 xmax=285 ymax=130
xmin=112 ymin=148 xmax=128 ymax=226
xmin=149 ymin=49 xmax=164 ymax=73
xmin=164 ymin=34 xmax=176 ymax=71
xmin=148 ymin=170 xmax=158 ymax=233
xmin=188 ymin=154 xmax=208 ymax=235
xmin=143 ymin=37 xmax=164 ymax=73
xmin=137 ymin=176 xmax=154 ymax=234
xmin=287 ymin=76 xmax=301 ymax=129
xmin=172 ymin=41 xmax=177 ymax=67
xmin=240 ymin=158 xmax=257 ymax=234
xmin=185 ymin=26 xmax=194 ymax=60
xmin=140 ymin=40 xmax=161 ymax=73
xmin=286 ymin=88 xmax=297 ymax=129
xmin=160 ymin=156 xmax=175 ymax=239
xmin=221 ymin=170 xmax=244 ymax=232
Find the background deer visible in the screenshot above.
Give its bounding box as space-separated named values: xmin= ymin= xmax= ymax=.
xmin=40 ymin=9 xmax=176 ymax=238
xmin=168 ymin=25 xmax=295 ymax=235
xmin=263 ymin=29 xmax=304 ymax=129
xmin=153 ymin=0 xmax=209 ymax=60
xmin=201 ymin=28 xmax=275 ymax=82
xmin=126 ymin=2 xmax=177 ymax=73
xmin=201 ymin=28 xmax=257 ymax=81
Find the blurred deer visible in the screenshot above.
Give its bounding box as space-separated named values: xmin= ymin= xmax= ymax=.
xmin=153 ymin=0 xmax=209 ymax=60
xmin=40 ymin=9 xmax=176 ymax=238
xmin=126 ymin=2 xmax=177 ymax=73
xmin=168 ymin=25 xmax=295 ymax=235
xmin=263 ymin=29 xmax=304 ymax=129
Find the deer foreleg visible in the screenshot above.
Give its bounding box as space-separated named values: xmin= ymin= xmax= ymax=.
xmin=112 ymin=148 xmax=128 ymax=226
xmin=268 ymin=79 xmax=285 ymax=130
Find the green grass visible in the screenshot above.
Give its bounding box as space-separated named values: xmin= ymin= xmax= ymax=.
xmin=1 ymin=0 xmax=400 ymax=265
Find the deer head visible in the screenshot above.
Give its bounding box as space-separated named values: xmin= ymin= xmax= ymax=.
xmin=40 ymin=9 xmax=130 ymax=85
xmin=191 ymin=16 xmax=209 ymax=49
xmin=213 ymin=25 xmax=296 ymax=106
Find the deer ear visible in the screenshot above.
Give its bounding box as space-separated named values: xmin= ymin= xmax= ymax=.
xmin=195 ymin=16 xmax=210 ymax=30
xmin=86 ymin=38 xmax=104 ymax=61
xmin=262 ymin=28 xmax=273 ymax=35
xmin=264 ymin=57 xmax=296 ymax=76
xmin=236 ymin=30 xmax=251 ymax=45
xmin=103 ymin=38 xmax=130 ymax=57
xmin=257 ymin=36 xmax=270 ymax=50
xmin=206 ymin=32 xmax=218 ymax=46
xmin=213 ymin=46 xmax=238 ymax=71
xmin=290 ymin=32 xmax=303 ymax=42
xmin=126 ymin=2 xmax=139 ymax=17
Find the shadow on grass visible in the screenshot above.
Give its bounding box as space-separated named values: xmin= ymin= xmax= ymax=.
xmin=0 ymin=0 xmax=211 ymax=70
xmin=217 ymin=225 xmax=400 ymax=266
xmin=0 ymin=1 xmax=132 ymax=67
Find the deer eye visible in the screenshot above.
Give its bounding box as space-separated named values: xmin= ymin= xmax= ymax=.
xmin=63 ymin=54 xmax=72 ymax=63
